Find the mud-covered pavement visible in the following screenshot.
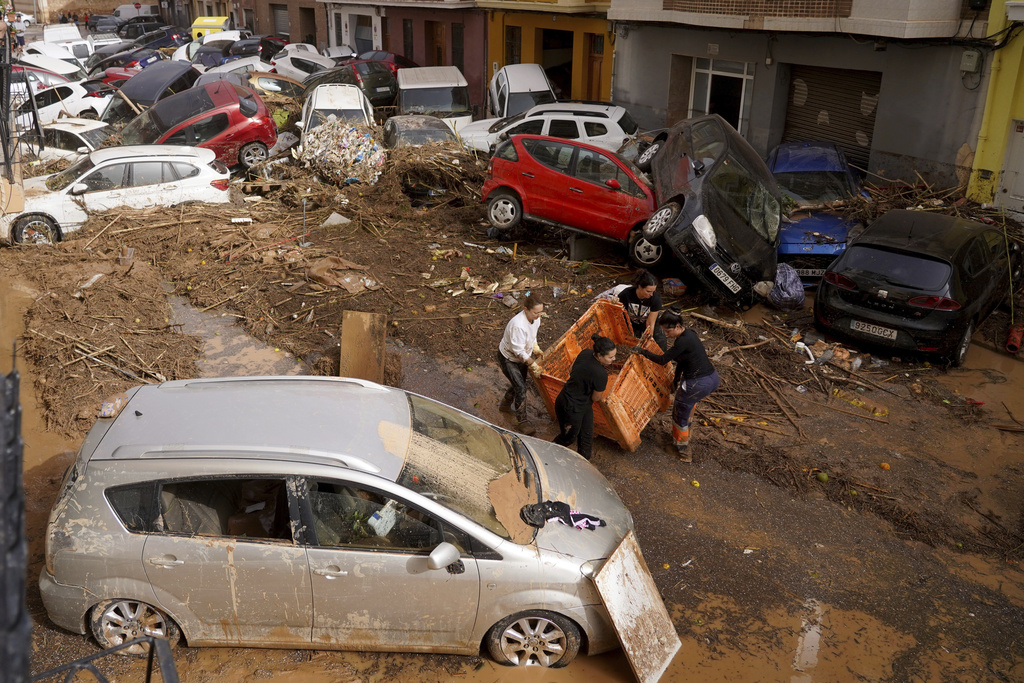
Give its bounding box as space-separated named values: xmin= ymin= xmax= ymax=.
xmin=4 ymin=165 xmax=1024 ymax=680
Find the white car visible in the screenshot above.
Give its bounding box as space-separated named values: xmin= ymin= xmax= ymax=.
xmin=206 ymin=55 xmax=265 ymax=75
xmin=15 ymin=11 xmax=36 ymax=24
xmin=298 ymin=83 xmax=374 ymax=136
xmin=488 ymin=63 xmax=556 ymax=119
xmin=23 ymin=41 xmax=84 ymax=68
xmin=3 ymin=146 xmax=231 ymax=245
xmin=322 ymin=44 xmax=356 ymax=61
xmin=270 ymin=45 xmax=335 ymax=81
xmin=459 ymin=102 xmax=641 ymax=157
xmin=15 ymin=81 xmax=115 ymax=126
xmin=23 ymin=119 xmax=111 ymax=163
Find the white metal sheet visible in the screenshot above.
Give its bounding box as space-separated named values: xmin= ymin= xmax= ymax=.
xmin=594 ymin=530 xmax=681 ymax=683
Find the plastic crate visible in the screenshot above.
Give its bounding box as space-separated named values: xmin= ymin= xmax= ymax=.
xmin=534 ymin=299 xmax=675 ymax=452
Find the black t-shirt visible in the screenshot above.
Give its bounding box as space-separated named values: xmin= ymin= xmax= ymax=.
xmin=618 ymin=286 xmax=662 ymax=332
xmin=640 ymin=329 xmax=715 ymax=386
xmin=557 ymin=349 xmax=609 ymax=414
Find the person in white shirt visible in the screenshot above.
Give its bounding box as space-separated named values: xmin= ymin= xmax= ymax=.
xmin=497 ymin=296 xmax=544 ymax=435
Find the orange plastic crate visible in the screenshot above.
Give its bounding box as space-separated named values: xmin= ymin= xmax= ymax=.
xmin=534 ymin=299 xmax=675 ymax=452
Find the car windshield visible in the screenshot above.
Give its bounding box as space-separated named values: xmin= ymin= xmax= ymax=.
xmin=398 ymin=394 xmax=531 ymax=539
xmin=45 ymin=156 xmax=94 ymax=191
xmin=400 ymin=86 xmax=471 ymax=116
xmin=507 ymin=90 xmax=555 ymax=115
xmin=707 ymin=152 xmax=781 ymax=243
xmin=80 ymin=126 xmax=111 ymax=148
xmin=775 ymin=170 xmax=854 ymax=206
xmin=840 ymin=245 xmax=952 ymax=290
xmin=308 ymin=108 xmax=365 ymax=129
xmin=489 ymin=111 xmax=526 ymax=133
xmin=120 ymin=88 xmax=215 ymax=143
xmin=397 ymin=127 xmax=455 ymax=145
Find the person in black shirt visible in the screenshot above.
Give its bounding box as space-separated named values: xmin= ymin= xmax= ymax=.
xmin=553 ymin=334 xmax=616 ymax=460
xmin=635 ymin=311 xmax=719 ymax=462
xmin=617 ymin=269 xmax=667 ymax=350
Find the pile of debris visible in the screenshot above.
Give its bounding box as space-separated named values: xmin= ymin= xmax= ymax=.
xmin=297 ymin=119 xmax=386 ymax=185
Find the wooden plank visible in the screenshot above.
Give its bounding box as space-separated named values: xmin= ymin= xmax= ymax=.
xmin=338 ymin=310 xmax=388 ymax=383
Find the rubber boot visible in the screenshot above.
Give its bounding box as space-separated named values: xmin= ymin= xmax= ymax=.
xmin=499 ymin=393 xmax=514 ymax=414
xmin=672 ymin=423 xmax=692 ymax=463
xmin=517 ymin=419 xmax=536 ymax=436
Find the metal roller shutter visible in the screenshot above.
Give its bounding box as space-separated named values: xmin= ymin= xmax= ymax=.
xmin=782 ymin=65 xmax=882 ymax=170
xmin=271 ymin=4 xmax=289 ymax=39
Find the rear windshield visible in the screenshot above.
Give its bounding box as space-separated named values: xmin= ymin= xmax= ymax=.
xmin=840 ymin=245 xmax=952 ymax=290
xmin=617 ymin=109 xmax=639 ymax=135
xmin=399 ymin=86 xmax=471 ymax=116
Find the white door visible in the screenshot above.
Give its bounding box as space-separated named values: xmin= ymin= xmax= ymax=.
xmin=997 ymin=119 xmax=1024 ymax=213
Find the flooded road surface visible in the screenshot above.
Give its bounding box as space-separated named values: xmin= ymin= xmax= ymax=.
xmin=12 ymin=285 xmax=1024 ymax=681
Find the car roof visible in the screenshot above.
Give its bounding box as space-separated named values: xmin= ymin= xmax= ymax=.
xmin=308 ymin=82 xmax=366 ymax=106
xmin=525 ymin=102 xmax=622 ymax=118
xmin=90 ymin=377 xmax=410 ymax=480
xmin=397 ymin=65 xmax=467 ymax=88
xmin=119 ymin=60 xmax=196 ymax=97
xmin=855 ymin=209 xmax=991 ymax=259
xmin=88 ymin=144 xmax=216 ymax=163
xmin=769 ymin=141 xmax=846 ymax=174
xmin=249 ymin=70 xmax=301 ymax=85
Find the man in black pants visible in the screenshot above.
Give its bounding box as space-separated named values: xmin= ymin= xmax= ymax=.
xmin=498 ymin=297 xmax=544 ymax=435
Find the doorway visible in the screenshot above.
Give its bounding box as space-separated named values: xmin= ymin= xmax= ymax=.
xmin=299 ymin=7 xmax=316 ymax=46
xmin=689 ymin=58 xmax=753 ymax=134
xmin=541 ymin=29 xmax=574 ymax=99
xmin=584 ymin=33 xmax=604 ymax=100
xmin=426 ymin=21 xmax=446 ymax=66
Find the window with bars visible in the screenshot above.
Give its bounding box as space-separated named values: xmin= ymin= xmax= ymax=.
xmin=403 ymin=19 xmax=414 ymax=60
xmin=505 ymin=25 xmax=521 ymax=65
xmin=452 ymin=23 xmax=464 ymax=73
xmin=334 ymin=12 xmax=343 ymax=47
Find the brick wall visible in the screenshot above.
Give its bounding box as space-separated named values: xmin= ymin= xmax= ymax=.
xmin=660 ymin=1 xmax=853 ymax=17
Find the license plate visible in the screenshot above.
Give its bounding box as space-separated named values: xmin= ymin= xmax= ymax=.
xmin=376 ymin=87 xmax=391 ymax=92
xmin=795 ymin=268 xmax=825 ymax=277
xmin=709 ymin=264 xmax=742 ymax=293
xmin=851 ymin=319 xmax=897 ymax=340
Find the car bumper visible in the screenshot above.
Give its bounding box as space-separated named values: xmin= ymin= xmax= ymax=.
xmin=815 ymin=287 xmax=963 ymax=356
xmin=667 ymin=229 xmax=756 ymax=301
xmin=39 ymin=569 xmax=94 ymax=634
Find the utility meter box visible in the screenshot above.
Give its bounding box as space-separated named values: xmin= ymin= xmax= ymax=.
xmin=960 ymin=48 xmax=982 ymax=73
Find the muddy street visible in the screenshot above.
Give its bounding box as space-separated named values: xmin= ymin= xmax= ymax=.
xmin=6 ymin=252 xmax=1024 ymax=681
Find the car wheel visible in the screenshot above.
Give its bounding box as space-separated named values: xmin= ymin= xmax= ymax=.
xmin=628 ymin=229 xmax=666 ymax=268
xmin=642 ymin=202 xmax=680 ymax=241
xmin=486 ymin=610 xmax=581 ymax=668
xmin=239 ymin=141 xmax=269 ymax=169
xmin=13 ymin=215 xmax=59 ymax=245
xmin=950 ymin=321 xmax=975 ymax=367
xmin=487 ymin=192 xmax=522 ymax=231
xmin=90 ymin=599 xmax=180 ymax=656
xmin=636 ymin=139 xmax=662 ymax=173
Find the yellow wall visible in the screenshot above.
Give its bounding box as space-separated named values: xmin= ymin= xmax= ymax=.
xmin=968 ymin=0 xmax=1024 ymax=203
xmin=486 ymin=11 xmax=613 ymax=101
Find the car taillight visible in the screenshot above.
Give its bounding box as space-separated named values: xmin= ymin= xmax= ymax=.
xmin=487 ymin=158 xmax=494 ymax=175
xmin=171 ymin=33 xmax=180 ymax=39
xmin=823 ymin=271 xmax=856 ymax=290
xmin=908 ymin=295 xmax=961 ymax=310
xmin=125 ymin=59 xmax=139 ymax=68
xmin=211 ymin=178 xmax=230 ymax=191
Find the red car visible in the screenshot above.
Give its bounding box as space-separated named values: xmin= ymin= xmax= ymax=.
xmin=86 ymin=67 xmax=140 ymax=89
xmin=119 ymin=82 xmax=277 ymax=169
xmin=347 ymin=50 xmax=419 ymax=76
xmin=481 ymin=134 xmax=662 ymax=267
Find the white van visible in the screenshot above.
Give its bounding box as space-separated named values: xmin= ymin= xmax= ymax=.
xmin=396 ymin=66 xmax=473 ymax=133
xmin=488 ymin=63 xmax=556 ymax=119
xmin=42 ymin=24 xmax=83 ymax=45
xmin=112 ymin=3 xmax=159 ymax=20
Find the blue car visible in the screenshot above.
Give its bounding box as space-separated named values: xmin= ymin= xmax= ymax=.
xmin=766 ymin=141 xmax=868 ymax=285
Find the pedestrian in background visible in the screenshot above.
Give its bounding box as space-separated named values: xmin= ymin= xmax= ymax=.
xmin=618 ymin=269 xmax=666 ymax=350
xmin=635 ymin=310 xmax=719 ymax=462
xmin=553 ymin=334 xmax=616 ymax=460
xmin=498 ymin=296 xmax=544 ymax=436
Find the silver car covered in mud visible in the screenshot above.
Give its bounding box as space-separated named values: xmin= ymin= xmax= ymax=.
xmin=40 ymin=376 xmax=634 ymax=667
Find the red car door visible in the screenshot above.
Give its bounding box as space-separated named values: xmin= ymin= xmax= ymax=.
xmin=516 ymin=137 xmax=573 ymax=224
xmin=564 ymin=146 xmax=651 ymax=239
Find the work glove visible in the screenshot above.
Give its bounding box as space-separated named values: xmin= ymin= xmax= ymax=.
xmin=532 ymin=342 xmax=543 ymax=356
xmin=529 ymin=362 xmax=543 ymax=379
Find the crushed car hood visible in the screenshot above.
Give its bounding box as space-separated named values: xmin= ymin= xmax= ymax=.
xmin=522 ymin=435 xmax=634 ymax=560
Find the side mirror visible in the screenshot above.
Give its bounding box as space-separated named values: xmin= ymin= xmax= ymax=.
xmin=76 ymin=146 xmax=88 ymax=154
xmin=498 ymin=131 xmax=509 ymax=141
xmin=605 ymin=178 xmax=621 ymax=190
xmin=426 ymin=542 xmax=461 ymax=570
xmin=692 ymin=159 xmax=706 ymax=177
xmin=69 ymin=182 xmax=89 ymax=195
xmin=294 ymin=120 xmax=304 ymax=129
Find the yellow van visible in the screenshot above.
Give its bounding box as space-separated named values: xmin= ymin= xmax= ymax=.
xmin=190 ymin=16 xmax=230 ymax=40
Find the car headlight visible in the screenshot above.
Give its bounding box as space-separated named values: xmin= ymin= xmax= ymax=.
xmin=692 ymin=214 xmax=717 ymax=249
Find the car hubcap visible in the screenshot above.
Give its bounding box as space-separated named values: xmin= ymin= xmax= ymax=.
xmin=499 ymin=616 xmax=566 ymax=667
xmin=243 ymin=146 xmax=266 ymax=166
xmin=100 ymin=601 xmax=168 ymax=653
xmin=644 ymin=207 xmax=674 ymax=239
xmin=490 ymin=199 xmax=517 ymax=228
xmin=633 ymin=237 xmax=663 ymax=264
xmin=21 ymin=221 xmax=54 ymax=245
xmin=639 ymin=143 xmax=658 ymax=164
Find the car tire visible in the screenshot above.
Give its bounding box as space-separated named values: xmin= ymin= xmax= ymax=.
xmin=239 ymin=141 xmax=269 ymax=169
xmin=485 ymin=610 xmax=581 ymax=668
xmin=13 ymin=215 xmax=59 ymax=245
xmin=90 ymin=599 xmax=180 ymax=657
xmin=642 ymin=202 xmax=680 ymax=241
xmin=636 ymin=139 xmax=662 ymax=173
xmin=628 ymin=228 xmax=666 ymax=268
xmin=487 ymin=191 xmax=522 ymax=232
xmin=950 ymin=321 xmax=975 ymax=367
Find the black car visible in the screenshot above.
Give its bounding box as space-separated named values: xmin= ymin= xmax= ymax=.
xmin=301 ymin=60 xmax=397 ymax=106
xmin=87 ymin=14 xmax=118 ymax=31
xmin=191 ymin=41 xmax=235 ymax=70
xmin=117 ymin=21 xmax=166 ymax=40
xmin=815 ymin=209 xmax=1022 ymax=365
xmin=132 ymin=27 xmax=190 ymax=50
xmin=227 ymin=35 xmax=287 ymax=61
xmin=85 ymin=41 xmax=135 ymax=71
xmin=639 ymin=114 xmax=782 ymax=303
xmin=100 ymin=60 xmax=199 ymax=126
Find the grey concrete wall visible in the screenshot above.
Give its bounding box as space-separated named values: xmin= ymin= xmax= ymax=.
xmin=612 ymin=24 xmax=986 ymax=186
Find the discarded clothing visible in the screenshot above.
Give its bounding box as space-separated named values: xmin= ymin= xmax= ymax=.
xmin=520 ymin=500 xmax=606 ymax=530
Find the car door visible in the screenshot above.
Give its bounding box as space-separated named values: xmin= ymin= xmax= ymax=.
xmin=141 ymin=476 xmax=313 ymax=646
xmin=125 ymin=160 xmax=182 ymax=207
xmin=303 ymin=479 xmax=481 ymax=650
xmin=565 ymin=147 xmax=645 ymax=239
xmin=163 ymin=112 xmax=231 ymax=160
xmin=517 ymin=137 xmax=574 ymax=223
xmin=73 ymin=161 xmax=130 ymax=214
